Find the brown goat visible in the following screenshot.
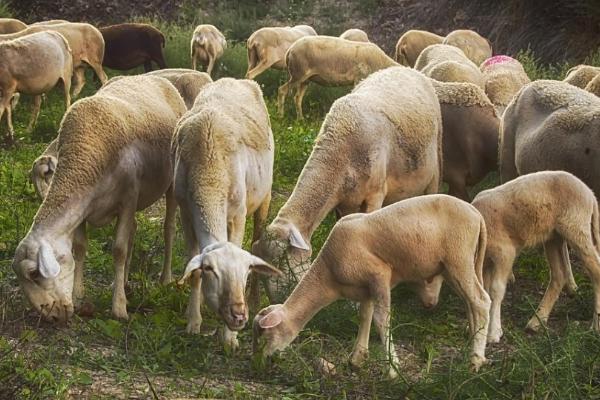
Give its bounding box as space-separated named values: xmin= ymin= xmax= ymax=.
xmin=100 ymin=23 xmax=166 ymax=71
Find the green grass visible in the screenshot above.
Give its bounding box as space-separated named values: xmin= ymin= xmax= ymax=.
xmin=1 ymin=12 xmax=600 ymax=399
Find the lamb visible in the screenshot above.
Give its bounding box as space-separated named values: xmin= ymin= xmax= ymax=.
xmin=415 ymin=44 xmax=485 ymax=88
xmin=277 ymin=36 xmax=398 ymax=118
xmin=190 ymin=24 xmax=226 ymax=76
xmin=480 ymin=55 xmax=530 ymax=116
xmin=0 ymin=22 xmax=108 ymax=97
xmin=563 ymin=64 xmax=600 ymax=88
xmin=145 ymin=68 xmax=212 ymax=109
xmin=339 ymin=28 xmax=369 ymax=42
xmin=245 ymin=25 xmax=317 ymax=80
xmin=100 ymin=23 xmax=166 ymax=72
xmin=30 ymin=138 xmax=58 ymax=199
xmin=11 ymin=75 xmax=187 ymax=321
xmin=252 ymin=66 xmax=442 ymax=299
xmin=585 ymin=73 xmax=600 ymax=97
xmin=394 ymin=29 xmax=444 ymax=67
xmin=253 ymin=194 xmax=491 ymax=377
xmin=443 ymin=29 xmax=492 ymax=65
xmin=172 ymin=78 xmax=281 ymax=350
xmin=432 ymin=80 xmax=500 ymax=200
xmin=0 ymin=31 xmax=72 ymax=142
xmin=0 ymin=18 xmax=26 ymax=34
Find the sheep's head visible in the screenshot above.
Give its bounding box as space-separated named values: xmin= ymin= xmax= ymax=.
xmin=30 ymin=154 xmax=57 ymax=200
xmin=179 ymin=242 xmax=282 ymax=331
xmin=12 ymin=236 xmax=75 ymax=321
xmin=253 ymin=304 xmax=298 ymax=360
xmin=414 ymin=275 xmax=444 ymax=309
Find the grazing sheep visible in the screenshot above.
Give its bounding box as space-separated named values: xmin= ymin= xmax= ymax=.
xmin=245 ymin=25 xmax=317 ymax=80
xmin=564 ymin=64 xmax=600 ymax=88
xmin=443 ymin=29 xmax=492 ymax=65
xmin=0 ymin=31 xmax=72 ymax=142
xmin=146 ymin=68 xmax=212 ymax=109
xmin=480 ymin=55 xmax=530 ymax=116
xmin=172 ymin=78 xmax=280 ymax=350
xmin=0 ymin=18 xmax=26 ymax=34
xmin=190 ymin=24 xmax=226 ymax=76
xmin=339 ymin=28 xmax=369 ymax=42
xmin=253 ymin=194 xmax=491 ymax=377
xmin=253 ymin=67 xmax=442 ymax=299
xmin=31 ymin=138 xmax=58 ymax=199
xmin=11 ymin=75 xmax=186 ymax=321
xmin=415 ymin=44 xmax=484 ymax=88
xmin=394 ymin=29 xmax=444 ymax=67
xmin=585 ymin=73 xmax=600 ymax=97
xmin=100 ymin=23 xmax=166 ymax=72
xmin=277 ymin=36 xmax=397 ymax=118
xmin=0 ymin=22 xmax=108 ymax=97
xmin=432 ymin=80 xmax=500 ymax=200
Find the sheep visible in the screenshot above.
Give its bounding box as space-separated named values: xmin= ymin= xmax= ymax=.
xmin=585 ymin=73 xmax=600 ymax=97
xmin=480 ymin=55 xmax=530 ymax=116
xmin=339 ymin=28 xmax=369 ymax=42
xmin=253 ymin=194 xmax=491 ymax=377
xmin=0 ymin=18 xmax=26 ymax=34
xmin=190 ymin=24 xmax=226 ymax=76
xmin=0 ymin=22 xmax=108 ymax=97
xmin=443 ymin=29 xmax=492 ymax=65
xmin=172 ymin=78 xmax=281 ymax=350
xmin=277 ymin=36 xmax=398 ymax=119
xmin=394 ymin=29 xmax=444 ymax=67
xmin=30 ymin=138 xmax=58 ymax=199
xmin=245 ymin=25 xmax=317 ymax=80
xmin=100 ymin=23 xmax=166 ymax=72
xmin=415 ymin=44 xmax=485 ymax=88
xmin=563 ymin=64 xmax=600 ymax=88
xmin=431 ymin=80 xmax=500 ymax=200
xmin=145 ymin=68 xmax=212 ymax=109
xmin=252 ymin=66 xmax=442 ymax=300
xmin=11 ymin=75 xmax=187 ymax=322
xmin=0 ymin=31 xmax=72 ymax=142
xmin=30 ymin=19 xmax=70 ymax=26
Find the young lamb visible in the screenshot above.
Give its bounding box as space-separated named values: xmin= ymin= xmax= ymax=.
xmin=394 ymin=29 xmax=444 ymax=67
xmin=245 ymin=25 xmax=317 ymax=80
xmin=443 ymin=29 xmax=492 ymax=65
xmin=0 ymin=31 xmax=72 ymax=142
xmin=432 ymin=80 xmax=500 ymax=200
xmin=190 ymin=24 xmax=226 ymax=76
xmin=415 ymin=44 xmax=485 ymax=89
xmin=339 ymin=28 xmax=369 ymax=42
xmin=277 ymin=36 xmax=397 ymax=118
xmin=0 ymin=18 xmax=26 ymax=34
xmin=253 ymin=194 xmax=491 ymax=377
xmin=563 ymin=64 xmax=600 ymax=89
xmin=480 ymin=55 xmax=530 ymax=116
xmin=11 ymin=75 xmax=187 ymax=322
xmin=100 ymin=23 xmax=166 ymax=72
xmin=172 ymin=78 xmax=281 ymax=350
xmin=252 ymin=66 xmax=442 ymax=300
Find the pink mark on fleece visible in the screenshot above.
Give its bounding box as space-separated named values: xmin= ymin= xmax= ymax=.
xmin=482 ymin=55 xmax=515 ymax=68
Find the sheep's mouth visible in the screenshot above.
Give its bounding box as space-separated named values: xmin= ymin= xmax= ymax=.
xmin=223 ymin=316 xmax=247 ymax=331
xmin=40 ymin=301 xmax=74 ymax=323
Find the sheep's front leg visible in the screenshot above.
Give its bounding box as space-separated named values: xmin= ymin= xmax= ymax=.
xmin=191 ymin=50 xmax=197 ymax=71
xmin=186 ymin=270 xmax=204 ymax=334
xmin=160 ymin=186 xmax=177 ymax=285
xmin=206 ymin=56 xmax=216 ymax=76
xmin=124 ymin=218 xmax=137 ymax=291
xmin=111 ymin=210 xmax=136 ymax=320
xmin=372 ymin=290 xmax=400 ymax=379
xmin=27 ymin=95 xmax=42 ymax=131
xmin=562 ymin=242 xmax=578 ymax=296
xmin=72 ymin=223 xmax=87 ymax=308
xmin=350 ymin=300 xmax=374 ymax=368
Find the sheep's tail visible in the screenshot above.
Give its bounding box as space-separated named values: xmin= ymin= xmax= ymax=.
xmin=474 ymin=215 xmax=487 ymax=285
xmin=247 ymin=40 xmax=258 ymax=72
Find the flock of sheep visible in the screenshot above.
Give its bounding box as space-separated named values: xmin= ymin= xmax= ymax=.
xmin=4 ymin=16 xmax=600 ymax=379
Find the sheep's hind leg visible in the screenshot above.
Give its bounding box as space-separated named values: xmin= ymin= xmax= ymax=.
xmin=372 ymin=289 xmax=400 ymax=379
xmin=350 ymin=299 xmax=374 ymax=368
xmin=485 ymin=247 xmax=515 ymax=343
xmin=562 ymin=242 xmax=578 ymax=296
xmin=294 ymin=81 xmax=309 ymax=120
xmin=111 ymin=209 xmax=137 ymax=320
xmin=160 ymin=186 xmax=177 ymax=285
xmin=277 ymin=80 xmax=291 ymax=117
xmin=72 ymin=67 xmax=86 ymax=98
xmin=27 ymin=95 xmax=42 ymax=131
xmin=186 ymin=270 xmax=204 ymax=334
xmin=206 ymin=56 xmax=216 ymax=76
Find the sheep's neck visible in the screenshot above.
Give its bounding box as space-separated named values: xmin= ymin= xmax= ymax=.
xmin=32 ymin=193 xmax=90 ymax=242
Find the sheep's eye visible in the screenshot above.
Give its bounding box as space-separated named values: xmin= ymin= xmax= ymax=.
xmin=202 ymin=264 xmax=214 ymax=272
xmin=29 ymin=269 xmax=41 ymax=281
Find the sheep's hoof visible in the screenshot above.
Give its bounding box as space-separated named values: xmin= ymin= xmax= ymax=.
xmin=349 ymin=347 xmax=369 ymax=369
xmin=525 ymin=317 xmax=545 ymax=333
xmin=159 ymin=273 xmax=172 ymax=286
xmin=186 ymin=319 xmax=203 ymax=335
xmin=470 ymin=355 xmax=488 ymax=372
xmin=387 ymin=366 xmax=399 ymax=380
xmin=112 ymin=306 xmax=129 ymax=321
xmin=566 ymin=282 xmax=579 ymax=297
xmin=487 ymin=328 xmax=503 ymax=344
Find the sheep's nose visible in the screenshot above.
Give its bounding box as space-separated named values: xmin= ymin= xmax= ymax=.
xmin=231 ymin=303 xmax=247 ymax=324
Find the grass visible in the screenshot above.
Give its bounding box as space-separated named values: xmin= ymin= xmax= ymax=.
xmin=1 ymin=11 xmax=600 ymax=399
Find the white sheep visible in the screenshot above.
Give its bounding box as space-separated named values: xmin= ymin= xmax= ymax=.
xmin=277 ymin=35 xmax=397 ymax=118
xmin=339 ymin=28 xmax=369 ymax=42
xmin=190 ymin=24 xmax=226 ymax=76
xmin=253 ymin=194 xmax=491 ymax=377
xmin=172 ymin=78 xmax=281 ymax=350
xmin=245 ymin=25 xmax=317 ymax=80
xmin=11 ymin=75 xmax=187 ymax=321
xmin=145 ymin=68 xmax=212 ymax=109
xmin=253 ymin=66 xmax=442 ymax=299
xmin=0 ymin=18 xmax=26 ymax=34
xmin=415 ymin=44 xmax=484 ymax=88
xmin=0 ymin=31 xmax=72 ymax=142
xmin=394 ymin=29 xmax=444 ymax=67
xmin=443 ymin=29 xmax=492 ymax=65
xmin=563 ymin=64 xmax=600 ymax=89
xmin=480 ymin=55 xmax=530 ymax=116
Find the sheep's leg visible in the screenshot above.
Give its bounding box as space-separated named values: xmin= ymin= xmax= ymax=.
xmin=562 ymin=242 xmax=578 ymax=295
xmin=372 ymin=290 xmax=400 ymax=379
xmin=526 ymin=236 xmax=569 ymax=332
xmin=294 ymin=82 xmax=309 ymax=120
xmin=486 ymin=248 xmax=515 ymax=343
xmin=191 ymin=49 xmax=197 ymax=70
xmin=186 ymin=270 xmax=204 ymax=334
xmin=89 ymin=62 xmax=108 ymax=85
xmin=277 ymin=80 xmax=291 ymax=117
xmin=248 ymin=193 xmax=272 ymax=312
xmin=72 ymin=67 xmax=86 ymax=98
xmin=227 ymin=209 xmax=247 ymax=247
xmin=160 ymin=186 xmax=177 ymax=285
xmin=245 ymin=59 xmax=274 ymax=80
xmin=5 ymin=96 xmax=15 ymax=142
xmin=72 ymin=223 xmax=87 ymax=308
xmin=350 ymin=300 xmax=374 ymax=368
xmin=123 ymin=218 xmax=137 ymax=292
xmin=206 ymin=56 xmax=215 ymax=76
xmin=221 ymin=326 xmax=240 ymax=354
xmin=111 ymin=209 xmax=136 ymax=320
xmin=61 ymin=75 xmax=71 ymax=109
xmin=27 ymin=95 xmax=42 ymax=131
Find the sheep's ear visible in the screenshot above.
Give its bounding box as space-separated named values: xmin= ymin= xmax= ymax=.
xmin=249 ymin=255 xmax=283 ymax=277
xmin=47 ymin=156 xmax=57 ymax=175
xmin=38 ymin=241 xmax=60 ymax=279
xmin=178 ymin=254 xmax=204 ymax=285
xmin=258 ymin=308 xmax=284 ymax=329
xmin=288 ymin=226 xmax=310 ymax=251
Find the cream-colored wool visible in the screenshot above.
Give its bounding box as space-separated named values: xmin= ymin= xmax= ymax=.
xmin=394 ymin=29 xmax=444 ymax=67
xmin=0 ymin=18 xmax=26 ymax=34
xmin=146 ymin=68 xmax=212 ymax=109
xmin=443 ymin=29 xmax=492 ymax=65
xmin=277 ymin=35 xmax=398 ymax=118
xmin=253 ymin=194 xmax=491 ymax=377
xmin=339 ymin=28 xmax=369 ymax=42
xmin=416 ymin=44 xmax=484 ymax=88
xmin=480 ymin=56 xmax=530 ymax=115
xmin=585 ymin=73 xmax=600 ymax=97
xmin=190 ymin=24 xmax=226 ymax=76
xmin=253 ymin=66 xmax=442 ymax=299
xmin=564 ymin=64 xmax=600 ymax=88
xmin=0 ymin=22 xmax=108 ymax=96
xmin=245 ymin=25 xmax=317 ymax=80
